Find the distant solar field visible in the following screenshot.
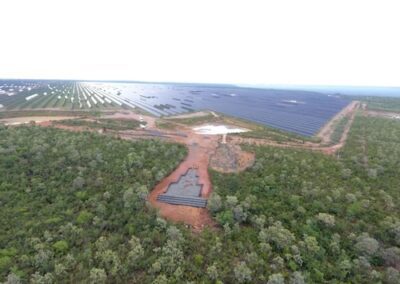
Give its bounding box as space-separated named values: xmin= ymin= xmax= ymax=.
xmin=0 ymin=80 xmax=350 ymax=136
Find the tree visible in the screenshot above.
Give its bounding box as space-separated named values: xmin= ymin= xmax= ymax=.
xmin=89 ymin=268 xmax=107 ymax=284
xmin=233 ymin=205 xmax=247 ymax=223
xmin=123 ymin=188 xmax=135 ymax=208
xmin=354 ymin=233 xmax=379 ymax=257
xmin=166 ymin=226 xmax=184 ymax=242
xmin=234 ymin=262 xmax=252 ymax=283
xmin=380 ymin=247 xmax=400 ymax=268
xmin=316 ymin=213 xmax=336 ymax=227
xmin=384 ymin=267 xmax=400 ymax=284
xmin=52 ymin=240 xmax=69 ymax=254
xmin=267 ymin=273 xmax=285 ymax=284
xmin=259 ymin=222 xmax=295 ymax=250
xmin=207 ymin=264 xmax=219 ymax=281
xmin=34 ymin=250 xmax=53 ymax=273
xmin=290 ymin=272 xmax=305 ymax=284
xmin=207 ymin=193 xmax=222 ymax=213
xmin=72 ymin=176 xmax=85 ymax=190
xmin=5 ymin=273 xmax=21 ymax=284
xmin=127 ymin=235 xmax=144 ymax=267
xmin=31 ymin=272 xmax=54 ymax=284
xmin=226 ymin=195 xmax=238 ymax=208
xmin=97 ymin=250 xmax=121 ymax=276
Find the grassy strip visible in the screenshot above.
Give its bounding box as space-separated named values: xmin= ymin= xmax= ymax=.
xmin=54 ymin=118 xmax=141 ymax=131
xmin=167 ymin=114 xmax=218 ymax=125
xmin=330 ymin=115 xmax=350 ymax=144
xmin=156 ymin=120 xmax=178 ymax=130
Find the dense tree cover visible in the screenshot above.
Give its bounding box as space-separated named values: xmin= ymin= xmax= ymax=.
xmin=209 ymin=115 xmax=400 ymax=283
xmin=1 ymin=115 xmax=400 ymax=283
xmin=0 ymin=126 xmax=187 ymax=283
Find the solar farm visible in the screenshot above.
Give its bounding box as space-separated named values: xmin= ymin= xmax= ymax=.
xmin=0 ymin=79 xmax=351 ymax=136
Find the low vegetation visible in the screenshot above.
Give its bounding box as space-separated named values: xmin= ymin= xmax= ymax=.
xmin=0 ymin=110 xmax=106 ymax=119
xmin=0 ymin=126 xmax=187 ymax=283
xmin=54 ymin=118 xmax=142 ymax=131
xmin=155 ymin=120 xmax=178 ymax=130
xmin=352 ymin=96 xmax=400 ymax=112
xmin=1 ymin=113 xmax=399 ymax=283
xmin=167 ymin=114 xmax=219 ymax=126
xmin=330 ymin=115 xmax=350 ymax=144
xmin=209 ymin=115 xmax=400 ymax=283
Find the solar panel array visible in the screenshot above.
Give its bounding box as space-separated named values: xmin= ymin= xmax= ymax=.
xmin=0 ymin=79 xmax=351 ymax=136
xmin=89 ymin=82 xmax=350 ymax=136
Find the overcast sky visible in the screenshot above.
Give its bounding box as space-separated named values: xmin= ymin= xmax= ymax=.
xmin=0 ymin=0 xmax=399 ymax=86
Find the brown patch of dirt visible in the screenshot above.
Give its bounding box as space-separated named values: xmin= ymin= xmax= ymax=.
xmin=210 ymin=143 xmax=255 ymax=173
xmin=147 ymin=132 xmax=219 ymax=232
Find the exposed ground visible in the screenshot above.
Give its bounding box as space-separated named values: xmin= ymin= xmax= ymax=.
xmin=209 ymin=144 xmax=255 ymax=173
xmin=147 ymin=131 xmax=218 ymax=231
xmin=13 ymin=102 xmax=360 ymax=231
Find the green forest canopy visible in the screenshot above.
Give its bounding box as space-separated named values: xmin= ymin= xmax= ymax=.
xmin=0 ymin=114 xmax=400 ymax=283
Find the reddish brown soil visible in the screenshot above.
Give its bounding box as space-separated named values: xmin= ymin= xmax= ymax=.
xmin=210 ymin=143 xmax=255 ymax=173
xmin=146 ymin=126 xmax=219 ymax=231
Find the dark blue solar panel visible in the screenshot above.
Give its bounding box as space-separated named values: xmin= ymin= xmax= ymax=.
xmin=121 ymin=85 xmax=350 ymax=137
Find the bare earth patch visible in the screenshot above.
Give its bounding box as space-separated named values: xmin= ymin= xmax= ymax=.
xmin=210 ymin=143 xmax=255 ymax=173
